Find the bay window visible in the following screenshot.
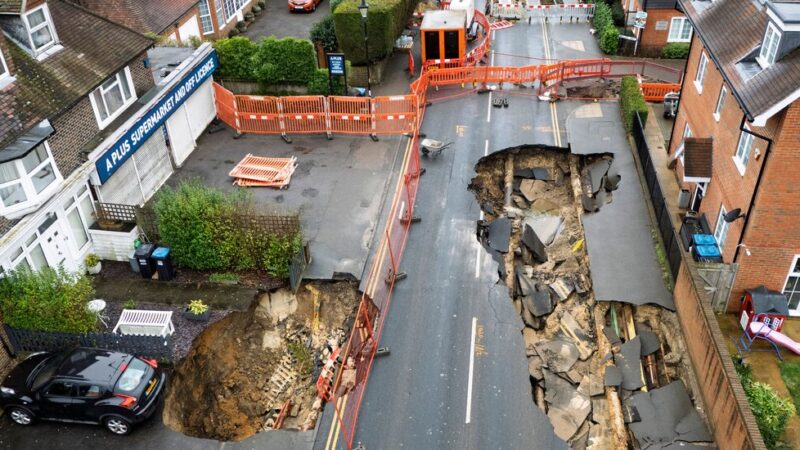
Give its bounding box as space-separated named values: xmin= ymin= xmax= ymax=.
xmin=0 ymin=142 xmax=62 ymax=217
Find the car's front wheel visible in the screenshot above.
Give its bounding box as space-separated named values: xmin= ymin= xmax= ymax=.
xmin=103 ymin=416 xmax=132 ymax=435
xmin=8 ymin=407 xmax=34 ymax=426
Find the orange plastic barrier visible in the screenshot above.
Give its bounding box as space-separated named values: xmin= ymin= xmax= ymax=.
xmin=213 ymin=83 xmax=238 ymax=131
xmin=641 ymin=83 xmax=681 ymax=102
xmin=328 ymin=96 xmax=373 ymax=135
xmin=236 ymin=95 xmax=282 ymax=134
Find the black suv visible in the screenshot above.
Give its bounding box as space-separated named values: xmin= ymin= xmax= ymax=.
xmin=0 ymin=347 xmax=165 ymax=435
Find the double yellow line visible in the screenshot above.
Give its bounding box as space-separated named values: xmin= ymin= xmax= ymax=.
xmin=324 ymin=135 xmax=415 ymax=450
xmin=540 ymin=19 xmax=562 ymax=146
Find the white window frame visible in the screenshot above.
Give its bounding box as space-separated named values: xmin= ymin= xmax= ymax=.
xmin=667 ymin=17 xmax=692 ymax=43
xmin=0 ymin=48 xmax=12 ymax=88
xmin=198 ymin=0 xmax=215 ymax=35
xmin=8 ymin=230 xmax=49 ymax=272
xmin=63 ymin=185 xmax=95 ymax=254
xmin=713 ymin=85 xmax=727 ymax=122
xmin=0 ymin=141 xmax=63 ymax=218
xmin=733 ymin=126 xmax=755 ymax=176
xmin=676 ymin=122 xmax=692 ymax=165
xmin=694 ymin=52 xmax=708 ymax=94
xmin=782 ymin=255 xmax=800 ymax=315
xmin=713 ymin=205 xmax=730 ymax=252
xmin=215 ymin=0 xmax=226 ymax=28
xmin=223 ymin=0 xmax=248 ymax=23
xmin=23 ymin=4 xmax=58 ymax=55
xmin=758 ymin=22 xmax=781 ymax=69
xmin=89 ymin=67 xmax=137 ymax=130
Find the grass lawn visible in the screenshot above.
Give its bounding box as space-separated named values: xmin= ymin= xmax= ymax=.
xmin=780 ymin=360 xmax=800 ymax=414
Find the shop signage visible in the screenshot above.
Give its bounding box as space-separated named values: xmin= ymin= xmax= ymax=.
xmin=327 ymin=53 xmax=346 ymax=76
xmin=95 ymin=51 xmax=218 ymax=183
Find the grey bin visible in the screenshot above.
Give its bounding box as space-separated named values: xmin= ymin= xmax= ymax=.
xmin=128 ymin=251 xmax=140 ymax=273
xmin=677 ymin=189 xmax=691 ymax=209
xmin=134 ymin=243 xmax=156 ymax=279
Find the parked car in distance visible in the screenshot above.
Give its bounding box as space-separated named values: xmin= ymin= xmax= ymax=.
xmin=0 ymin=347 xmax=165 ymax=435
xmin=288 ymin=0 xmax=321 ymax=12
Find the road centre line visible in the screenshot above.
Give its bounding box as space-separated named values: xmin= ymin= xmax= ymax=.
xmin=487 ymin=92 xmax=492 ymax=123
xmin=466 ymin=317 xmax=477 ymax=424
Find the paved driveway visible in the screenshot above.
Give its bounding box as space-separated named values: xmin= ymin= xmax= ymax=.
xmin=244 ymin=0 xmax=330 ymax=40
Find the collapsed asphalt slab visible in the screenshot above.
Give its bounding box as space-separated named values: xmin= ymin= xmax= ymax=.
xmin=566 ymin=102 xmax=674 ymax=310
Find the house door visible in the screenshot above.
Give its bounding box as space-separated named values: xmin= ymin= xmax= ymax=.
xmin=39 ymin=216 xmax=78 ymax=272
xmin=690 ymin=182 xmax=707 ymax=212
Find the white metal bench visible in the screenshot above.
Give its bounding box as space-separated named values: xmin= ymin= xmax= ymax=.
xmin=112 ymin=310 xmax=175 ymax=337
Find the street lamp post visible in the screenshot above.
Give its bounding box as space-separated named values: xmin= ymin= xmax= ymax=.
xmin=358 ymin=0 xmax=371 ymax=97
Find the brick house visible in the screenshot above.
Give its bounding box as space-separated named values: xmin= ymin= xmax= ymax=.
xmin=73 ymin=0 xmax=258 ymax=42
xmin=621 ymin=0 xmax=692 ymax=56
xmin=668 ymin=0 xmax=800 ymax=314
xmin=0 ymin=0 xmax=218 ymax=273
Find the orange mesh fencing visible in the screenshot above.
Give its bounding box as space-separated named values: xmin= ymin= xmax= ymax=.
xmin=641 ymin=83 xmax=681 ymax=102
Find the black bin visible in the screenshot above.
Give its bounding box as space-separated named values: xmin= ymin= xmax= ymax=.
xmin=151 ymin=246 xmax=175 ymax=281
xmin=134 ymin=243 xmax=156 ymax=279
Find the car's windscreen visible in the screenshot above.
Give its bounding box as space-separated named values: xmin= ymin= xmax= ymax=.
xmin=114 ymin=358 xmax=149 ymax=394
xmin=32 ymin=356 xmax=62 ymax=390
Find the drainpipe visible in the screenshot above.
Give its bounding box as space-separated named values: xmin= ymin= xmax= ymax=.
xmin=733 ymin=115 xmax=774 ymax=263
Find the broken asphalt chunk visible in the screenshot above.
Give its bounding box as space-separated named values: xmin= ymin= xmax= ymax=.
xmin=519 ymin=179 xmax=550 ymax=202
xmin=638 ymin=330 xmax=660 ymax=356
xmin=616 ymin=337 xmax=645 ymax=391
xmin=487 ymin=217 xmax=511 ymax=253
xmin=603 ymin=365 xmax=622 ymax=387
xmin=550 ymin=278 xmax=574 ymax=301
xmin=543 ymin=369 xmax=591 ymax=442
xmin=626 ymin=381 xmax=713 ymax=447
xmin=514 ymin=167 xmax=553 ymax=181
xmin=521 ymin=221 xmax=548 ymax=263
xmin=523 ymin=214 xmax=564 ymax=246
xmin=603 ymin=326 xmax=622 ymax=346
xmin=587 ymin=159 xmax=611 ymax=194
xmin=535 ymin=340 xmax=579 ymax=373
xmin=559 ymin=311 xmax=594 ymax=361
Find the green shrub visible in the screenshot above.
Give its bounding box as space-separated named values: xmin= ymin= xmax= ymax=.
xmin=123 ymin=298 xmax=136 ymax=309
xmin=599 ymin=26 xmax=619 ymax=55
xmin=592 ymin=3 xmax=619 ymax=55
xmin=307 ymin=68 xmax=346 ymax=95
xmin=619 ymin=76 xmax=648 ymax=131
xmin=592 ymin=2 xmax=613 ymax=30
xmin=310 ymin=14 xmax=339 ymax=53
xmin=263 ymin=234 xmax=302 ymax=278
xmin=214 ymin=37 xmax=257 ymax=79
xmin=736 ymin=359 xmax=796 ymax=450
xmin=334 ymin=0 xmax=415 ymax=65
xmin=661 ymin=42 xmax=690 ymax=59
xmin=153 ymin=180 xmax=302 ymax=276
xmin=0 ymin=267 xmax=96 ymax=333
xmin=330 ymin=0 xmax=344 ymax=12
xmin=252 ymin=37 xmax=317 ymax=85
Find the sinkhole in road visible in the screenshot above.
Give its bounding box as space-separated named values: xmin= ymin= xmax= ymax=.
xmin=469 ymin=145 xmax=711 ymax=448
xmin=162 ymin=281 xmax=358 ymax=441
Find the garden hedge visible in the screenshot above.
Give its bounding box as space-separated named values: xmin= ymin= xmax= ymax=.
xmin=307 ymin=68 xmax=347 ymax=95
xmin=214 ymin=36 xmax=317 ymax=85
xmin=620 ymin=76 xmax=648 ymax=132
xmin=153 ymin=180 xmax=302 ymax=276
xmin=333 ymin=0 xmax=416 ymax=65
xmin=592 ymin=3 xmax=619 ymax=55
xmin=736 ymin=360 xmax=796 ymax=450
xmin=0 ymin=267 xmax=96 ymax=333
xmin=661 ymin=42 xmax=690 ymax=59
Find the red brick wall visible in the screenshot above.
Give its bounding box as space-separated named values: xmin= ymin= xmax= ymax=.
xmin=164 ymin=5 xmax=203 ymax=44
xmin=640 ymin=10 xmax=686 ymax=55
xmin=668 ymin=34 xmax=800 ymax=312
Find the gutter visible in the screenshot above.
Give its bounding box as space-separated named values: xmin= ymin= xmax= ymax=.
xmin=677 ymin=0 xmax=756 ymax=122
xmin=733 ymin=114 xmax=774 ymax=262
xmin=666 ymin=28 xmax=694 ymax=154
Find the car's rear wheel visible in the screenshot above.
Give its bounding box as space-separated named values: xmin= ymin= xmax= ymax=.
xmin=103 ymin=416 xmax=132 ymax=435
xmin=8 ymin=407 xmax=33 ymax=426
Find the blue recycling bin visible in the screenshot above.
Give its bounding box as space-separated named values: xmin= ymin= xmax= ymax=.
xmin=151 ymin=246 xmax=175 ymax=281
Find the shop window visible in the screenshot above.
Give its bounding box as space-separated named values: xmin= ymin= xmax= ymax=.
xmin=667 ymin=17 xmax=692 ymax=43
xmin=0 ymin=142 xmax=62 ymax=218
xmin=24 ymin=5 xmax=58 ymax=54
xmin=90 ymin=68 xmax=136 ymax=130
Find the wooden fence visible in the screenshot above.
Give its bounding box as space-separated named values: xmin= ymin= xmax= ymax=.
xmin=3 ymin=325 xmax=174 ymax=363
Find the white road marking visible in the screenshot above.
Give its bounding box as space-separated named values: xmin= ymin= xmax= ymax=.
xmin=475 ymin=242 xmax=482 ymax=278
xmin=484 ymin=139 xmax=489 ymax=156
xmin=487 ymin=92 xmax=492 ymax=123
xmin=466 ymin=316 xmax=477 ymax=424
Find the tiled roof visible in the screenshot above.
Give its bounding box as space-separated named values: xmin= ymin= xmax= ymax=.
xmin=75 ymin=0 xmax=199 ymax=35
xmin=0 ymin=0 xmax=152 ymax=148
xmin=680 ymin=0 xmax=800 ymax=119
xmin=683 ymin=137 xmax=713 ymax=179
xmin=0 ymin=0 xmax=22 ymax=14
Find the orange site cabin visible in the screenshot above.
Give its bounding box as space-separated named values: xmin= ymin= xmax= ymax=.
xmin=420 ymin=10 xmax=467 ymax=66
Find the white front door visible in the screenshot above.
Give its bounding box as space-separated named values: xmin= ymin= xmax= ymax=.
xmin=39 ymin=218 xmax=78 ymax=272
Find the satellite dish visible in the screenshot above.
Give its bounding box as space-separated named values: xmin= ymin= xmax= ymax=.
xmin=724 ymin=208 xmax=744 ymax=223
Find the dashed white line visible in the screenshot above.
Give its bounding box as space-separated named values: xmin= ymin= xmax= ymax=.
xmin=487 ymin=92 xmax=492 ymax=123
xmin=484 ymin=139 xmax=489 ymax=156
xmin=466 ymin=316 xmax=477 ymax=424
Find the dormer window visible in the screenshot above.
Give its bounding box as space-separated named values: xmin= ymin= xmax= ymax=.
xmin=758 ymin=22 xmax=781 ymax=68
xmin=89 ymin=67 xmax=137 ymax=130
xmin=0 ymin=48 xmax=12 ymax=89
xmin=24 ymin=5 xmax=57 ymax=54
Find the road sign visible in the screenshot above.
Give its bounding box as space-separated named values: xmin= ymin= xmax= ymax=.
xmin=634 ymin=11 xmax=647 ymax=29
xmin=327 ymin=53 xmax=346 ymax=76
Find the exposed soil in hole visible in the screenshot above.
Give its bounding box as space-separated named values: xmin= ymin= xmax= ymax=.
xmin=162 ymin=281 xmax=358 ymax=441
xmin=565 ymin=76 xmax=666 ymax=99
xmin=469 ymin=146 xmax=711 ymax=448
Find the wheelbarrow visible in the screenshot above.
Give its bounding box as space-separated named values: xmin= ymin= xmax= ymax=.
xmin=420 ymin=138 xmax=452 ymax=158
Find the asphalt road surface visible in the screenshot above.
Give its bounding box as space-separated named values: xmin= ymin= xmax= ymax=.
xmin=315 ymin=16 xmax=604 ymax=450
